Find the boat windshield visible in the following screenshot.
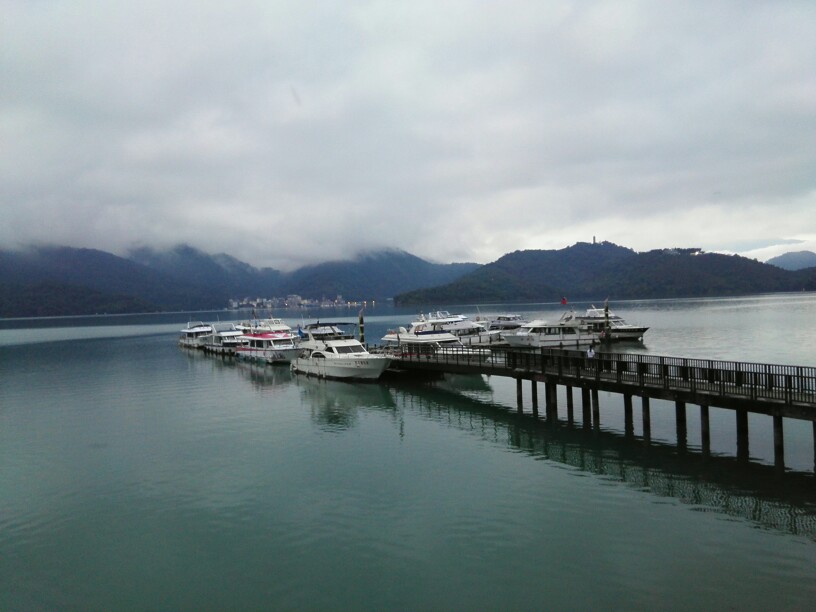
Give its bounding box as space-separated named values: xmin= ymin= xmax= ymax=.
xmin=333 ymin=343 xmax=366 ymax=354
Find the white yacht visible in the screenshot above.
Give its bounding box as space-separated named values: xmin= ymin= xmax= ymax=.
xmin=236 ymin=331 xmax=299 ymax=364
xmin=576 ymin=305 xmax=649 ymax=342
xmin=381 ymin=326 xmax=491 ymax=360
xmin=235 ymin=316 xmax=300 ymax=364
xmin=474 ymin=313 xmax=528 ymax=332
xmin=410 ymin=311 xmax=501 ymax=346
xmin=291 ymin=322 xmax=391 ymax=380
xmin=504 ymin=312 xmax=599 ymax=349
xmin=178 ymin=321 xmax=214 ymax=349
xmin=200 ymin=324 xmax=244 ymax=356
xmin=234 ymin=316 xmax=296 ymax=336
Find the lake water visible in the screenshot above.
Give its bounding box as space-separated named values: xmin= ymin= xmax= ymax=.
xmin=2 ymin=294 xmax=816 ymax=610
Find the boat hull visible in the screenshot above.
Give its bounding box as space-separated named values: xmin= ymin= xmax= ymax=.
xmin=504 ymin=334 xmax=596 ymax=349
xmin=290 ymin=355 xmax=391 ymax=380
xmin=236 ymin=346 xmax=300 ymax=364
xmin=202 ymin=343 xmax=239 ymax=355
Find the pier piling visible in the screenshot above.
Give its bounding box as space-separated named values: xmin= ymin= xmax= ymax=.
xmin=642 ymin=396 xmax=651 ymax=443
xmin=516 ymin=378 xmax=523 ymax=414
xmin=531 ymin=381 xmax=538 ymax=417
xmin=736 ymin=409 xmax=749 ymax=462
xmin=676 ymin=401 xmax=687 ymax=451
xmin=390 ymin=346 xmax=816 ymax=472
xmin=773 ymin=414 xmax=784 ymax=471
xmin=581 ymin=387 xmax=591 ymax=429
xmin=624 ymin=394 xmax=634 ymax=437
xmin=700 ymin=405 xmax=710 ymax=458
xmin=591 ymin=389 xmax=600 ymax=429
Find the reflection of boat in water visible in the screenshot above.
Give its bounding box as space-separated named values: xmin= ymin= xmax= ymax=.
xmin=235 ymin=359 xmax=294 ymax=389
xmin=434 ymin=373 xmax=492 ymax=392
xmin=292 ymin=322 xmax=391 ymax=381
xmin=295 ymin=376 xmax=396 ymax=431
xmin=178 ymin=321 xmax=214 ymax=349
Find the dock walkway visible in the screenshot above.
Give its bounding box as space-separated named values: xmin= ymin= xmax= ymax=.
xmin=386 ymin=347 xmax=816 ymax=471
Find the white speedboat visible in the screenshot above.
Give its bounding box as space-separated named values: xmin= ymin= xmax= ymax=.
xmin=291 ymin=322 xmax=391 ymax=381
xmin=178 ymin=321 xmax=214 ymax=349
xmin=200 ymin=324 xmax=244 ymax=355
xmin=576 ymin=305 xmax=649 ymax=342
xmin=503 ymin=312 xmax=599 ymax=349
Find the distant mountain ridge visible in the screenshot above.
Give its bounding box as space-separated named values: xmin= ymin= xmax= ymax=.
xmin=766 ymin=251 xmax=816 ymax=271
xmin=1 ymin=242 xmax=814 ymax=317
xmin=0 ymin=245 xmax=479 ymax=317
xmin=394 ymin=242 xmax=816 ymax=305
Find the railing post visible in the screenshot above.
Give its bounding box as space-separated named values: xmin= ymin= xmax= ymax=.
xmin=661 ymin=357 xmax=668 ymax=390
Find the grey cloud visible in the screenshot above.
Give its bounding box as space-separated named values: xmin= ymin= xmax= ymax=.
xmin=1 ymin=1 xmax=814 ymax=269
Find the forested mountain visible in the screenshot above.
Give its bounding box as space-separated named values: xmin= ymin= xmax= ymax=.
xmin=766 ymin=251 xmax=816 ymax=271
xmin=130 ymin=246 xmax=479 ymax=302
xmin=129 ymin=245 xmax=283 ymax=297
xmin=1 ymin=242 xmax=812 ymax=317
xmin=0 ymin=247 xmax=224 ymax=316
xmin=283 ymin=251 xmax=480 ymax=300
xmin=0 ymin=245 xmax=478 ymax=317
xmin=394 ymin=242 xmax=637 ymax=304
xmin=394 ymin=242 xmax=815 ymax=305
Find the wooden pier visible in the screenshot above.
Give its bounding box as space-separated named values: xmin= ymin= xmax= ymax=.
xmin=387 ymin=347 xmax=816 ymax=472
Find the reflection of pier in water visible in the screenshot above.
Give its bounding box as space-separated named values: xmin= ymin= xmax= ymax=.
xmin=389 ymin=347 xmax=816 ymax=472
xmin=387 ymin=378 xmax=816 ymax=541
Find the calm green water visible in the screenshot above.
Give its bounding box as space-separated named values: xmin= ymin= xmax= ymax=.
xmin=2 ymin=295 xmax=816 ymax=610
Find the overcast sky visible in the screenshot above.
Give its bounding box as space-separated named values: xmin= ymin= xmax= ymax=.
xmin=2 ymin=1 xmax=814 ymax=270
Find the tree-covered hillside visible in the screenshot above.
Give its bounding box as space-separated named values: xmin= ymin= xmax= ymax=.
xmin=395 ymin=243 xmax=812 ymax=305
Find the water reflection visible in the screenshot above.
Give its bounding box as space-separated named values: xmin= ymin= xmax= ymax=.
xmin=295 ymin=376 xmax=397 ymax=432
xmin=388 ymin=377 xmax=816 ymax=541
xmin=234 ymin=360 xmax=294 ymax=389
